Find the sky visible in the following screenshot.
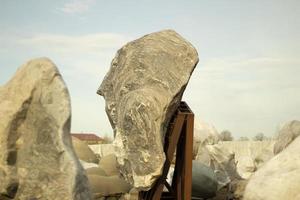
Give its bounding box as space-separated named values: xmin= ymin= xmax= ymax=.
xmin=0 ymin=0 xmax=299 ymax=139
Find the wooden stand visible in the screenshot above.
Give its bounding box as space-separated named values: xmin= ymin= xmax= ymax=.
xmin=139 ymin=102 xmax=194 ymax=200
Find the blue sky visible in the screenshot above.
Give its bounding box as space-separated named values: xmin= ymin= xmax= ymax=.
xmin=0 ymin=0 xmax=299 ymax=138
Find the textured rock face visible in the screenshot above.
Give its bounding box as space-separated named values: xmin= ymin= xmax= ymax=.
xmin=0 ymin=58 xmax=91 ymax=200
xmin=244 ymin=136 xmax=300 ymax=200
xmin=98 ymin=30 xmax=198 ymax=189
xmin=273 ymin=120 xmax=300 ymax=154
xmin=196 ymin=141 xmax=275 ymax=183
xmin=89 ymin=143 xmax=115 ymax=158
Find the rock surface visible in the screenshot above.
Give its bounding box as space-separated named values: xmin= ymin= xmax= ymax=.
xmin=99 ymin=154 xmax=119 ymax=176
xmin=89 ymin=143 xmax=115 ymax=158
xmin=273 ymin=120 xmax=300 ymax=154
xmin=197 ymin=141 xmax=275 ymax=180
xmin=98 ymin=30 xmax=198 ymax=189
xmin=88 ymin=175 xmax=132 ymax=197
xmin=0 ymin=58 xmax=91 ymax=200
xmin=194 ymin=119 xmax=220 ymax=146
xmin=72 ymin=136 xmax=98 ymax=163
xmin=244 ymin=136 xmax=300 ymax=200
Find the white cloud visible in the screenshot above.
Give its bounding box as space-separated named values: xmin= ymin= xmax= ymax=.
xmin=60 ymin=0 xmax=95 ymax=14
xmin=18 ymin=33 xmax=130 ymax=55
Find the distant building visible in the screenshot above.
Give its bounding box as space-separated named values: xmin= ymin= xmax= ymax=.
xmin=71 ymin=133 xmax=104 ymax=145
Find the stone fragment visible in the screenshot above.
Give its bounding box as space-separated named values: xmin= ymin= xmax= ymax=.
xmin=98 ymin=30 xmax=198 ymax=189
xmin=244 ymin=136 xmax=300 ymax=200
xmin=273 ymin=120 xmax=300 ymax=154
xmin=0 ymin=58 xmax=91 ymax=200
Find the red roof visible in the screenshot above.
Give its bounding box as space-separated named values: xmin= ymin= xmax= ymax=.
xmin=71 ymin=133 xmax=103 ymax=141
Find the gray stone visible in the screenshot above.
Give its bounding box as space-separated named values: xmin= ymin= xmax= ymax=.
xmin=273 ymin=120 xmax=300 ymax=154
xmin=0 ymin=58 xmax=92 ymax=200
xmin=98 ymin=30 xmax=198 ymax=190
xmin=192 ymin=161 xmax=218 ymax=199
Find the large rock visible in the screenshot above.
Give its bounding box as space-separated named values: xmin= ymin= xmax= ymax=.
xmin=193 ymin=119 xmax=220 ymax=159
xmin=194 ymin=119 xmax=220 ymax=145
xmin=72 ymin=136 xmax=98 ymax=163
xmin=192 ymin=161 xmax=218 ymax=199
xmin=98 ymin=30 xmax=198 ymax=189
xmin=196 ymin=144 xmax=239 ymax=188
xmin=99 ymin=154 xmax=119 ymax=176
xmin=273 ymin=120 xmax=300 ymax=154
xmin=88 ymin=175 xmax=132 ymax=197
xmin=0 ymin=58 xmax=91 ymax=199
xmin=89 ymin=143 xmax=115 ymax=158
xmin=244 ymin=136 xmax=300 ymax=200
xmin=197 ymin=141 xmax=275 ymax=180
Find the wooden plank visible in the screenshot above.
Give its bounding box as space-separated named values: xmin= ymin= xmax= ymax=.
xmin=152 ymin=113 xmax=185 ymax=199
xmin=139 ymin=102 xmax=194 ymax=200
xmin=183 ymin=114 xmax=194 ymax=200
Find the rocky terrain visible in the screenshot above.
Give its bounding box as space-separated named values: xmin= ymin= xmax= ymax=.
xmin=1 ymin=30 xmax=299 ymax=200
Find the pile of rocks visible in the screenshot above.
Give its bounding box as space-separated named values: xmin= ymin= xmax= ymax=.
xmin=71 ymin=138 xmax=131 ymax=199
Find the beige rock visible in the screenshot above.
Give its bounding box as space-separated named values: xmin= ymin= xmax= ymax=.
xmin=99 ymin=154 xmax=119 ymax=176
xmin=86 ymin=167 xmax=107 ymax=176
xmin=72 ymin=136 xmax=98 ymax=163
xmin=244 ymin=136 xmax=300 ymax=200
xmin=89 ymin=143 xmax=115 ymax=158
xmin=194 ymin=119 xmax=220 ymax=145
xmin=273 ymin=120 xmax=300 ymax=154
xmin=0 ymin=58 xmax=91 ymax=200
xmin=98 ymin=29 xmax=198 ymax=190
xmin=88 ymin=175 xmax=132 ymax=197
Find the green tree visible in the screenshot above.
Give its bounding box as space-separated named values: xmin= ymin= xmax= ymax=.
xmin=220 ymin=130 xmax=234 ymax=141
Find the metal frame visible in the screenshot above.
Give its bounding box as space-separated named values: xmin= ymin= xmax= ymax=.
xmin=139 ymin=102 xmax=194 ymax=200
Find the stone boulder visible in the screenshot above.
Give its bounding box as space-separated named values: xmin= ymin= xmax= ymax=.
xmin=273 ymin=120 xmax=300 ymax=154
xmin=97 ymin=30 xmax=198 ymax=189
xmin=88 ymin=175 xmax=132 ymax=197
xmin=86 ymin=167 xmax=107 ymax=176
xmin=192 ymin=161 xmax=218 ymax=199
xmin=0 ymin=58 xmax=91 ymax=200
xmin=196 ymin=144 xmax=239 ymax=188
xmin=193 ymin=119 xmax=220 ymax=159
xmin=197 ymin=141 xmax=275 ymax=180
xmin=89 ymin=143 xmax=115 ymax=158
xmin=244 ymin=136 xmax=300 ymax=200
xmin=194 ymin=119 xmax=220 ymax=146
xmin=99 ymin=154 xmax=119 ymax=176
xmin=72 ymin=136 xmax=98 ymax=163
